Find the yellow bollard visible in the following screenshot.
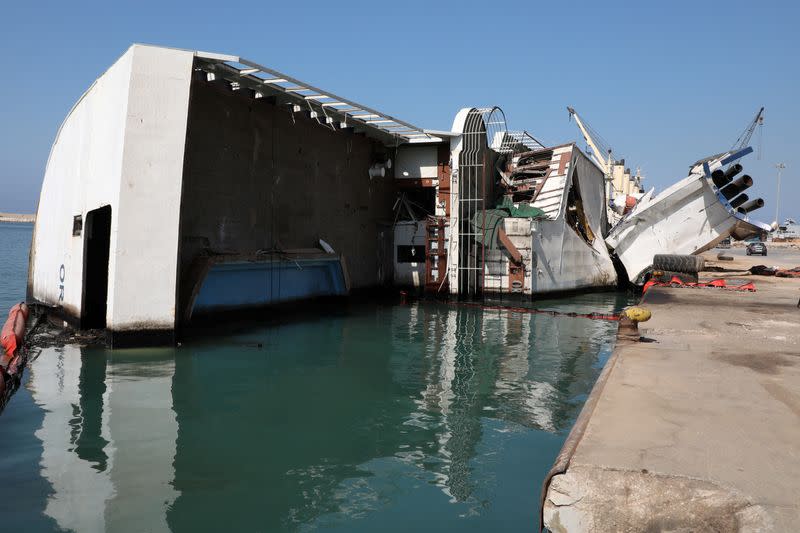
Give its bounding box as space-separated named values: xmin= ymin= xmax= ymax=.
xmin=618 ymin=307 xmax=651 ymax=342
xmin=623 ymin=306 xmax=652 ymax=323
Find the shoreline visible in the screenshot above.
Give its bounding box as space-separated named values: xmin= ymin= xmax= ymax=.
xmin=0 ymin=213 xmax=35 ymax=224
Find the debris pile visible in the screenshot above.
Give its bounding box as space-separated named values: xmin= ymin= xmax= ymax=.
xmin=643 ymin=277 xmax=756 ymax=294
xmin=498 ymin=148 xmax=554 ymax=202
xmin=749 ymin=265 xmax=800 ymax=278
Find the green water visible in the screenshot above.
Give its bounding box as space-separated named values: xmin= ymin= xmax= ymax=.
xmin=0 ymin=223 xmax=30 ymax=311
xmin=0 ymin=223 xmax=631 ymax=532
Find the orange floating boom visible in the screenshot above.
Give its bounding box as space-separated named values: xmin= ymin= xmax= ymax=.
xmin=1 ymin=303 xmax=29 ymax=357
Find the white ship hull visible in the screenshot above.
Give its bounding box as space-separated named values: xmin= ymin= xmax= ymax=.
xmin=606 ymin=148 xmax=770 ymax=284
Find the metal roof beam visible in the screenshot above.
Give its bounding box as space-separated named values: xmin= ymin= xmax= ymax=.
xmin=194 ymin=55 xmax=434 ymax=143
xmin=236 ymin=57 xmax=431 ymax=138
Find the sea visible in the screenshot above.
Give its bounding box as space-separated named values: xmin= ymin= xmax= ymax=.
xmin=0 ymin=222 xmax=631 ymax=532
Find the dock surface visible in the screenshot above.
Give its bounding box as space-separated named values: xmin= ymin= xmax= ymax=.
xmin=543 ymin=247 xmax=800 ymax=532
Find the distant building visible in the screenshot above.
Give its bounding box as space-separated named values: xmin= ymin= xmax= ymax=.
xmin=609 ymin=160 xmax=644 ymax=198
xmin=774 ymin=218 xmax=799 ymax=241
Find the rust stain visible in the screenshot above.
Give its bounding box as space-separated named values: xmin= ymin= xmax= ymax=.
xmin=437 ymin=144 xmax=451 ymax=216
xmin=557 ymin=151 xmax=571 ymax=175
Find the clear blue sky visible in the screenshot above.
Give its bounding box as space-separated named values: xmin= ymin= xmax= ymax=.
xmin=1 ymin=0 xmax=797 ymax=222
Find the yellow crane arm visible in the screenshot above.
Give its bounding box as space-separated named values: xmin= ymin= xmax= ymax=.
xmin=567 ymin=106 xmax=610 ymax=174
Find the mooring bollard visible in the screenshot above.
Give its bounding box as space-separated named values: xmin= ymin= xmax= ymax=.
xmin=618 ymin=306 xmax=651 ymax=341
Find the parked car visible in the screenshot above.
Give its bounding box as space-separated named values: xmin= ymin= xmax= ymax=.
xmin=716 ymin=237 xmax=732 ymax=249
xmin=746 ymin=242 xmax=767 ymax=256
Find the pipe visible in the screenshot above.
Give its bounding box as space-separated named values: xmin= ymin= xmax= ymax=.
xmin=724 ymin=163 xmax=743 ymax=180
xmin=497 ymin=227 xmax=523 ymax=265
xmin=711 ymin=169 xmax=730 ymax=188
xmin=729 ymin=193 xmax=749 ymax=209
xmin=719 ymin=174 xmax=753 ymax=200
xmin=737 ymin=198 xmax=764 ymax=214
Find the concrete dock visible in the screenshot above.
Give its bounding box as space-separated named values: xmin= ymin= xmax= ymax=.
xmin=543 ymin=246 xmax=800 ymax=531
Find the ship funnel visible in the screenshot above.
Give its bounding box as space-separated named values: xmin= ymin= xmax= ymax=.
xmin=724 ymin=163 xmax=743 ymax=180
xmin=729 ymin=193 xmax=749 ymax=209
xmin=719 ymin=174 xmax=753 ymax=200
xmin=737 ymin=198 xmax=764 ymax=214
xmin=711 ymin=169 xmax=730 ymax=188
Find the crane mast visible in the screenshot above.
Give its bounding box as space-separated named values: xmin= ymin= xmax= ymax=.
xmin=731 ymin=106 xmax=765 ymax=155
xmin=566 ymin=106 xmax=645 ymax=226
xmin=567 ymin=106 xmax=611 ymax=174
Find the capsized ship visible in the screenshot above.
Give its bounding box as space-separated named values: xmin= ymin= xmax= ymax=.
xmin=28 ymin=43 xmax=763 ymax=347
xmin=605 ymin=147 xmax=771 ymax=284
xmin=27 ymin=45 xmax=622 ymax=345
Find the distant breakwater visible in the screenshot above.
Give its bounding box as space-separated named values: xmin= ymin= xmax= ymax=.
xmin=0 ymin=213 xmax=35 ymax=224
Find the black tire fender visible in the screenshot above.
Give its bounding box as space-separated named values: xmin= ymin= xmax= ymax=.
xmin=652 ymin=254 xmax=705 ymax=273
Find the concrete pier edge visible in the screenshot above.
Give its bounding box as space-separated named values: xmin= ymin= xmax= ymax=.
xmin=541 ymin=248 xmax=800 ymax=531
xmin=538 ymin=318 xmax=631 ymax=531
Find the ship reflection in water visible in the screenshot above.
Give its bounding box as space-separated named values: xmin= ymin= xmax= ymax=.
xmin=13 ymin=294 xmax=630 ymax=532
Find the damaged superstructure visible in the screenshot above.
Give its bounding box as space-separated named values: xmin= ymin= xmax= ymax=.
xmin=392 ymin=107 xmax=618 ymax=298
xmin=605 ymin=147 xmax=771 ymax=284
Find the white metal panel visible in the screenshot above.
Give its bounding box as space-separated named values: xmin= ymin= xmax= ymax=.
xmin=533 ymin=174 xmax=568 ymax=219
xmin=31 ymin=47 xmax=134 ymax=317
xmin=109 ymin=45 xmax=194 ymax=330
xmin=30 ymin=44 xmax=193 ymax=331
xmin=529 ymin=153 xmax=617 ymax=293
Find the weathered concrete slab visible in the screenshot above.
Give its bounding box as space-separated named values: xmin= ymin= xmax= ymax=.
xmin=543 ymin=250 xmax=800 ymax=532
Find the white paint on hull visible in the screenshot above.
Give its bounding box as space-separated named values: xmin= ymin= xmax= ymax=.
xmin=29 ymin=45 xmax=194 ymax=330
xmin=606 ymin=151 xmax=770 ymax=283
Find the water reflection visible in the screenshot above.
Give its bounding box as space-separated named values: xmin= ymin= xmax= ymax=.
xmin=18 ymin=294 xmax=628 ymax=532
xmin=73 ymin=350 xmax=109 ymax=471
xmin=382 ymin=297 xmax=619 ymax=519
xmin=28 ymin=346 xmax=178 ymax=532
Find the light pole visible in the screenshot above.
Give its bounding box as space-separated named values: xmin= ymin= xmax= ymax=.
xmin=775 ymin=163 xmax=785 ymax=227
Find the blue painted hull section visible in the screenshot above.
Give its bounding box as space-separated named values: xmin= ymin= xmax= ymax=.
xmin=192 ymin=258 xmax=347 ymax=314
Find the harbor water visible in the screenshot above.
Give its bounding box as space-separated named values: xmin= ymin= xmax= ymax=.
xmin=0 ymin=223 xmax=631 ymax=532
